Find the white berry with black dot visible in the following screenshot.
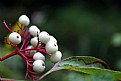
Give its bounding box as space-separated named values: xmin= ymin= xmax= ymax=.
xmin=45 ymin=41 xmax=58 ymax=54
xmin=33 ymin=52 xmax=45 ymax=61
xmin=33 ymin=60 xmax=45 ymax=73
xmin=9 ymin=32 xmax=21 ymax=44
xmin=19 ymin=15 xmax=30 ymax=26
xmin=29 ymin=25 xmax=40 ymax=37
xmin=50 ymin=51 xmax=62 ymax=63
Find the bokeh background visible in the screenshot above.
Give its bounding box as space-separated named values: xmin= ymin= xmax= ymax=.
xmin=1 ymin=0 xmax=121 ymax=81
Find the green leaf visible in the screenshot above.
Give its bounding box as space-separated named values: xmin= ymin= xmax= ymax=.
xmin=37 ymin=56 xmax=121 ymax=81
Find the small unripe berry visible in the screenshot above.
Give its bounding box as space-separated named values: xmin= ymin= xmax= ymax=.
xmin=39 ymin=31 xmax=50 ymax=44
xmin=50 ymin=51 xmax=62 ymax=63
xmin=19 ymin=15 xmax=30 ymax=26
xmin=33 ymin=60 xmax=45 ymax=73
xmin=33 ymin=52 xmax=45 ymax=61
xmin=9 ymin=32 xmax=21 ymax=44
xmin=45 ymin=41 xmax=58 ymax=54
xmin=29 ymin=25 xmax=40 ymax=37
xmin=30 ymin=37 xmax=40 ymax=47
xmin=50 ymin=35 xmax=57 ymax=43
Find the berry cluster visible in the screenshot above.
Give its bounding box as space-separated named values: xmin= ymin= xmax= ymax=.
xmin=1 ymin=15 xmax=62 ymax=80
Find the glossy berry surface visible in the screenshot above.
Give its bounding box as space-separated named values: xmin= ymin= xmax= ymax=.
xmin=33 ymin=60 xmax=45 ymax=73
xmin=50 ymin=35 xmax=57 ymax=43
xmin=50 ymin=51 xmax=62 ymax=63
xmin=19 ymin=15 xmax=30 ymax=26
xmin=33 ymin=52 xmax=45 ymax=61
xmin=30 ymin=37 xmax=39 ymax=47
xmin=9 ymin=32 xmax=21 ymax=44
xmin=39 ymin=31 xmax=50 ymax=44
xmin=45 ymin=41 xmax=58 ymax=54
xmin=29 ymin=25 xmax=40 ymax=37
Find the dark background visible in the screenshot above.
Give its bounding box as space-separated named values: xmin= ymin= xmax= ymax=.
xmin=1 ymin=0 xmax=121 ymax=80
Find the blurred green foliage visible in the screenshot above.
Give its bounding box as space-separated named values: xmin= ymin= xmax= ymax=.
xmin=1 ymin=0 xmax=121 ymax=80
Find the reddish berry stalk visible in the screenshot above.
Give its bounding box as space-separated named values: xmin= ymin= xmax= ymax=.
xmin=0 ymin=15 xmax=62 ymax=81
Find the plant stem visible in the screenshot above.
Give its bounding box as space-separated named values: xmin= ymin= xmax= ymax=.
xmin=0 ymin=51 xmax=17 ymax=61
xmin=20 ymin=39 xmax=26 ymax=50
xmin=37 ymin=71 xmax=51 ymax=81
xmin=3 ymin=20 xmax=12 ymax=32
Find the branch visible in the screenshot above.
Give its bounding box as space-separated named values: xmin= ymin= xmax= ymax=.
xmin=3 ymin=20 xmax=12 ymax=32
xmin=0 ymin=51 xmax=17 ymax=61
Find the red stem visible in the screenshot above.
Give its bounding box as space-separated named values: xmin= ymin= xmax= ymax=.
xmin=20 ymin=31 xmax=31 ymax=50
xmin=24 ymin=41 xmax=29 ymax=49
xmin=20 ymin=40 xmax=26 ymax=50
xmin=37 ymin=71 xmax=51 ymax=81
xmin=20 ymin=48 xmax=49 ymax=55
xmin=18 ymin=51 xmax=27 ymax=62
xmin=3 ymin=20 xmax=12 ymax=32
xmin=0 ymin=51 xmax=17 ymax=61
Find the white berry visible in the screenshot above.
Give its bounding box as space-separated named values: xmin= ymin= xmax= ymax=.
xmin=9 ymin=32 xmax=21 ymax=44
xmin=30 ymin=37 xmax=40 ymax=47
xmin=50 ymin=35 xmax=57 ymax=43
xmin=39 ymin=31 xmax=50 ymax=44
xmin=33 ymin=52 xmax=45 ymax=61
xmin=19 ymin=15 xmax=30 ymax=26
xmin=29 ymin=25 xmax=40 ymax=37
xmin=50 ymin=51 xmax=62 ymax=63
xmin=33 ymin=60 xmax=45 ymax=73
xmin=45 ymin=41 xmax=58 ymax=54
